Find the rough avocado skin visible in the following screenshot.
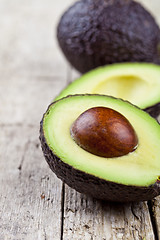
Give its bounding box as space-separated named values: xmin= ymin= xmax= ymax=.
xmin=57 ymin=0 xmax=160 ymax=73
xmin=145 ymin=102 xmax=160 ymax=119
xmin=39 ymin=98 xmax=160 ymax=202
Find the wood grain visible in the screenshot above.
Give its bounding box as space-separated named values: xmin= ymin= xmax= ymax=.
xmin=62 ymin=187 xmax=155 ymax=240
xmin=0 ymin=125 xmax=63 ymax=240
xmin=0 ymin=0 xmax=72 ymax=239
xmin=0 ymin=0 xmax=160 ymax=239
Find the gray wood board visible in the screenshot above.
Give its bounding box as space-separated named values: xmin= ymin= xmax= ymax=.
xmin=0 ymin=0 xmax=160 ymax=239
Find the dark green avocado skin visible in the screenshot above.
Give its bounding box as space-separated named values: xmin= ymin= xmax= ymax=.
xmin=39 ymin=101 xmax=160 ymax=202
xmin=57 ymin=0 xmax=160 ymax=73
xmin=145 ymin=102 xmax=160 ymax=120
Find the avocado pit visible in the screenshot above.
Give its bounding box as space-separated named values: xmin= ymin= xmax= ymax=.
xmin=70 ymin=107 xmax=138 ymax=158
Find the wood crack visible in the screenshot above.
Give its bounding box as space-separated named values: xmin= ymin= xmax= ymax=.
xmin=43 ymin=228 xmax=47 ymax=240
xmin=0 ymin=123 xmax=36 ymax=128
xmin=18 ymin=140 xmax=30 ymax=177
xmin=148 ymin=200 xmax=159 ymax=240
xmin=60 ymin=183 xmax=65 ymax=240
xmin=131 ymin=204 xmax=140 ymax=220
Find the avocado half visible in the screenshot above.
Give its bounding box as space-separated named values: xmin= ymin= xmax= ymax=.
xmin=57 ymin=0 xmax=160 ymax=73
xmin=56 ymin=63 xmax=160 ymax=119
xmin=40 ymin=94 xmax=160 ymax=202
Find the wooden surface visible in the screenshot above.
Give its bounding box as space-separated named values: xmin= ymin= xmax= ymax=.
xmin=0 ymin=1 xmax=160 ymax=239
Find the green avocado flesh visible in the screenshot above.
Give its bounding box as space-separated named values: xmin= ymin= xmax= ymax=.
xmin=43 ymin=94 xmax=160 ymax=188
xmin=56 ymin=63 xmax=160 ymax=110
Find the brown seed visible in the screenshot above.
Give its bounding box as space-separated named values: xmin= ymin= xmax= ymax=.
xmin=70 ymin=107 xmax=138 ymax=158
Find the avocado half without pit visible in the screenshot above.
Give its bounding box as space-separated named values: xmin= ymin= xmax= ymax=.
xmin=40 ymin=94 xmax=160 ymax=202
xmin=56 ymin=63 xmax=160 ymax=119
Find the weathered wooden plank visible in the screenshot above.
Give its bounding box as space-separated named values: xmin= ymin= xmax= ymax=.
xmin=0 ymin=0 xmax=75 ymax=76
xmin=151 ymin=197 xmax=160 ymax=239
xmin=0 ymin=0 xmax=73 ymax=239
xmin=0 ymin=125 xmax=63 ymax=240
xmin=0 ymin=0 xmax=160 ymax=239
xmin=62 ymin=186 xmax=155 ymax=240
xmin=0 ymin=75 xmax=67 ymax=125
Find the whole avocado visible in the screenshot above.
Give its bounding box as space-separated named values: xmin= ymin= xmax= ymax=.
xmin=57 ymin=0 xmax=160 ymax=73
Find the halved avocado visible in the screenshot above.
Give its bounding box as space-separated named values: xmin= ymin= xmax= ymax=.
xmin=40 ymin=94 xmax=160 ymax=202
xmin=56 ymin=63 xmax=160 ymax=119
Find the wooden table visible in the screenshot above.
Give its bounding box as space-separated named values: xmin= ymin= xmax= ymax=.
xmin=1 ymin=0 xmax=160 ymax=239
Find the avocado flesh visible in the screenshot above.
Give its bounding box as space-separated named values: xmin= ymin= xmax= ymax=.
xmin=42 ymin=95 xmax=160 ymax=188
xmin=57 ymin=0 xmax=160 ymax=73
xmin=56 ymin=63 xmax=160 ymax=115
